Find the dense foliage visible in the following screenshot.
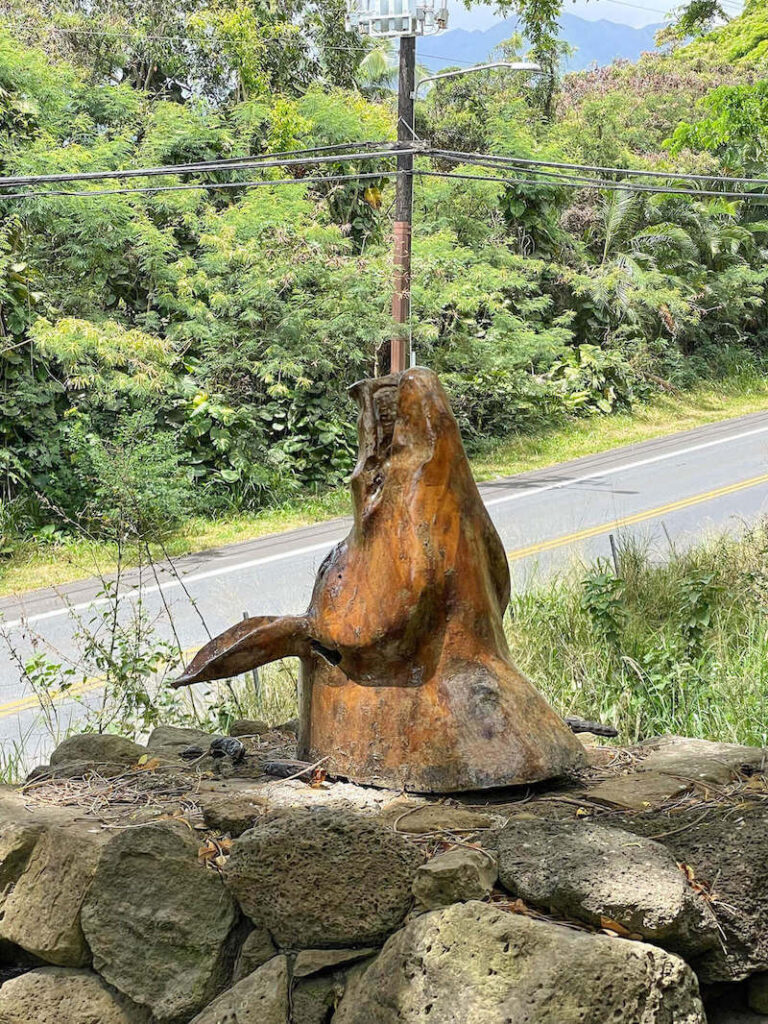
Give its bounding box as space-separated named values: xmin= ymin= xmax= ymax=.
xmin=1 ymin=0 xmax=768 ymax=552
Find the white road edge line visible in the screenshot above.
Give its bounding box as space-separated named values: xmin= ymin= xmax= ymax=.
xmin=4 ymin=419 xmax=768 ymax=631
xmin=483 ymin=422 xmax=768 ymax=507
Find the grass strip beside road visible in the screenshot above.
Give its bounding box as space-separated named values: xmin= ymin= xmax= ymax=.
xmin=2 ymin=378 xmax=767 ymax=598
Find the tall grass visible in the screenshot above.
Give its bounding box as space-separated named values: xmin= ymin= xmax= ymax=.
xmin=508 ymin=521 xmax=768 ymax=745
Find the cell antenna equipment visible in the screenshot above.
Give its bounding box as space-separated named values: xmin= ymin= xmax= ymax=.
xmin=345 ymin=0 xmax=448 ymax=37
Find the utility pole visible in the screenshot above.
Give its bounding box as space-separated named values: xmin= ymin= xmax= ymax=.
xmin=391 ymin=34 xmax=416 ymax=374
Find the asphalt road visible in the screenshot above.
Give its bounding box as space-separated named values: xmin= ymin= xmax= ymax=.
xmin=2 ymin=409 xmax=768 ymax=764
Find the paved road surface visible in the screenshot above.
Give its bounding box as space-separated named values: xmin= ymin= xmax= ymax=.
xmin=2 ymin=409 xmax=767 ymax=763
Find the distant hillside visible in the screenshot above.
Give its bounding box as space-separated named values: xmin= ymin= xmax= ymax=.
xmin=417 ymin=14 xmax=663 ymax=72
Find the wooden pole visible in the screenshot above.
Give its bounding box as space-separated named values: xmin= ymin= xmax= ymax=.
xmin=390 ymin=34 xmax=416 ymax=374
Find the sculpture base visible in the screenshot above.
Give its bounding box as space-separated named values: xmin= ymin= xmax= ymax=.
xmin=298 ymin=654 xmax=587 ymax=793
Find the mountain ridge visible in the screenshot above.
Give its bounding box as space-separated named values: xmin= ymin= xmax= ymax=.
xmin=417 ymin=14 xmax=663 ymax=72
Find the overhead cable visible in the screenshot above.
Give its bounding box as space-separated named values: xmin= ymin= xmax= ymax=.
xmin=0 ymin=169 xmax=400 ymax=201
xmin=0 ymin=144 xmax=409 ymax=190
xmin=428 ymin=149 xmax=768 ymax=188
xmin=416 ymin=168 xmax=768 ymax=201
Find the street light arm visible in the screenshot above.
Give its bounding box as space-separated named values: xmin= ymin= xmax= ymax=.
xmin=411 ymin=61 xmax=542 ymax=99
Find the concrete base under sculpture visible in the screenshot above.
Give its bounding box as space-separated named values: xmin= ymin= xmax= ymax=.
xmin=173 ymin=367 xmax=586 ymax=792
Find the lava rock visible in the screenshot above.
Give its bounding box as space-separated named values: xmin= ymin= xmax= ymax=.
xmin=81 ymin=822 xmax=238 ymax=1022
xmin=49 ymin=734 xmax=146 ymax=770
xmin=146 ymin=725 xmax=222 ymax=759
xmin=0 ymin=967 xmax=151 ymax=1023
xmin=0 ymin=819 xmax=106 ymax=966
xmin=495 ymin=818 xmax=719 ymax=958
xmin=620 ymin=801 xmax=768 ymax=981
xmin=229 ymin=719 xmax=270 ymax=738
xmin=412 ymin=847 xmax=498 ymax=911
xmin=189 ymin=955 xmax=289 ymax=1024
xmin=333 ymin=901 xmax=706 ymax=1024
xmin=197 ymin=789 xmax=268 ymax=838
xmin=223 ymin=808 xmax=424 ymax=948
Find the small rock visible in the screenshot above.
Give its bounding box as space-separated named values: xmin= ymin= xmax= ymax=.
xmin=639 ymin=736 xmax=767 ymax=784
xmin=412 ymin=847 xmax=498 ymax=911
xmin=223 ymin=808 xmax=424 ymax=948
xmin=189 ymin=955 xmax=289 ymax=1024
xmin=495 ymin=818 xmax=719 ymax=958
xmin=146 ymin=725 xmax=222 ymax=759
xmin=198 ymin=790 xmax=267 ymax=838
xmin=229 ymin=719 xmax=270 ymax=738
xmin=292 ymin=957 xmax=372 ymax=1024
xmin=233 ymin=927 xmax=278 ymax=983
xmin=0 ymin=967 xmax=150 ymax=1023
xmin=293 ymin=948 xmax=378 ymax=978
xmin=378 ymin=803 xmax=495 ymax=834
xmin=49 ymin=733 xmax=146 ymax=769
xmin=332 ymin=901 xmax=706 ymax=1024
xmin=585 ymin=772 xmax=690 ymax=810
xmin=752 ymin=974 xmax=768 ymax=1014
xmin=81 ymin=822 xmax=238 ymax=1022
xmin=273 ymin=717 xmax=299 ymax=735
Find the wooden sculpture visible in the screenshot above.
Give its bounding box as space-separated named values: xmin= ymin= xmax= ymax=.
xmin=172 ymin=368 xmax=586 ymax=791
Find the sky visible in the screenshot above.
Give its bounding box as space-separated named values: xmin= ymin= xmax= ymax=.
xmin=447 ymin=0 xmax=743 ymax=31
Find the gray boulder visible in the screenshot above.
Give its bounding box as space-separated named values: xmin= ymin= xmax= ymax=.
xmin=223 ymin=808 xmax=423 ymax=948
xmin=81 ymin=822 xmax=238 ymax=1022
xmin=620 ymin=801 xmax=768 ymax=981
xmin=0 ymin=819 xmax=106 ymax=966
xmin=412 ymin=847 xmax=498 ymax=911
xmin=333 ymin=901 xmax=705 ymax=1024
xmin=0 ymin=967 xmax=150 ymax=1023
xmin=49 ymin=734 xmax=146 ymax=770
xmin=146 ymin=725 xmax=222 ymax=758
xmin=495 ymin=818 xmax=719 ymax=957
xmin=189 ymin=955 xmax=289 ymax=1024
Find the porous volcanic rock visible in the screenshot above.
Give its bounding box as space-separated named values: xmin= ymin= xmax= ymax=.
xmin=0 ymin=967 xmax=150 ymax=1024
xmin=494 ymin=818 xmax=719 ymax=957
xmin=197 ymin=788 xmax=267 ymax=837
xmin=145 ymin=725 xmax=222 ymax=758
xmin=412 ymin=847 xmax=498 ymax=911
xmin=223 ymin=808 xmax=424 ymax=948
xmin=49 ymin=734 xmax=146 ymax=770
xmin=620 ymin=802 xmax=768 ymax=981
xmin=292 ymin=956 xmax=374 ymax=1024
xmin=0 ymin=818 xmax=106 ymax=966
xmin=188 ymin=955 xmax=289 ymax=1024
xmin=229 ymin=719 xmax=270 ymax=738
xmin=333 ymin=901 xmax=706 ymax=1024
xmin=81 ymin=822 xmax=239 ymax=1022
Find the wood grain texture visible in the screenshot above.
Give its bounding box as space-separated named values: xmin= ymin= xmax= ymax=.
xmin=173 ymin=368 xmax=586 ymax=791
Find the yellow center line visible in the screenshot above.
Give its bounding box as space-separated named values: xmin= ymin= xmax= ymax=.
xmin=506 ymin=471 xmax=768 ymax=562
xmin=2 ymin=472 xmax=767 ymax=722
xmin=0 ymin=645 xmax=202 ymax=720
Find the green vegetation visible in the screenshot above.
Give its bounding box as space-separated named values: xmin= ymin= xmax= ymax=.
xmin=1 ymin=0 xmax=768 ymax=590
xmin=2 ymin=376 xmax=766 ymax=597
xmin=508 ymin=522 xmax=768 ymax=747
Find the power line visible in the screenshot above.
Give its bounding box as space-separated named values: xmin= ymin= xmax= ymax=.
xmin=428 ymin=149 xmax=768 ymax=188
xmin=0 ymin=144 xmax=406 ymax=190
xmin=0 ymin=169 xmax=399 ymax=202
xmin=417 ymin=168 xmax=768 ymax=201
